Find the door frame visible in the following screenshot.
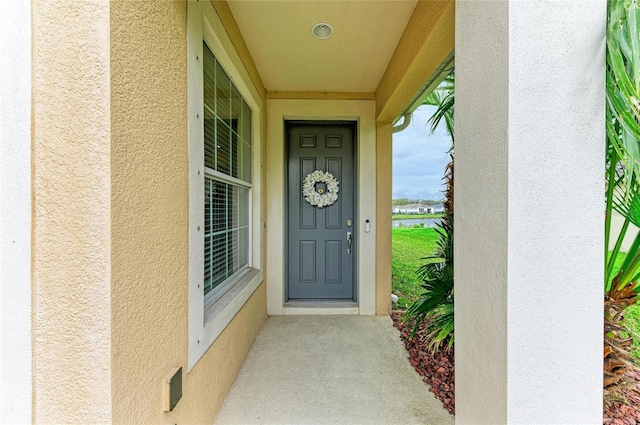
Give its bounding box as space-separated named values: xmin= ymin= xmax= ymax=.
xmin=265 ymin=99 xmax=377 ymax=315
xmin=284 ymin=120 xmax=358 ymax=303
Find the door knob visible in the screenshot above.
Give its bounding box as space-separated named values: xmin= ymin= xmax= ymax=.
xmin=346 ymin=231 xmax=352 ymax=255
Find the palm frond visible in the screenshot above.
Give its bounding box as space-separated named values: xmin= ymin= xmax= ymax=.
xmin=606 ymin=0 xmax=640 ymax=289
xmin=403 ymin=70 xmax=456 ymax=352
xmin=424 ymin=302 xmax=455 ymax=352
xmin=607 ymin=0 xmax=640 ymax=203
xmin=604 ymin=0 xmax=640 ymax=395
xmin=423 ymin=72 xmax=455 ymax=145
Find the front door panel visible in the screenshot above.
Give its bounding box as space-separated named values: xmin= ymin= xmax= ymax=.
xmin=287 ymin=122 xmax=355 ymax=300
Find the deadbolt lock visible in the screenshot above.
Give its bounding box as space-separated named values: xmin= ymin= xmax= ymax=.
xmin=346 ymin=218 xmax=353 ymax=227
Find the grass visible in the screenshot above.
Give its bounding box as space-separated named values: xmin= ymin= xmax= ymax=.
xmin=392 ymin=214 xmax=444 ymax=220
xmin=392 ymin=231 xmax=640 ymax=361
xmin=627 ymin=304 xmax=640 ymax=363
xmin=607 ymin=251 xmax=640 ymax=361
xmin=608 ymin=251 xmax=640 ymax=363
xmin=391 ymin=227 xmax=440 ymax=309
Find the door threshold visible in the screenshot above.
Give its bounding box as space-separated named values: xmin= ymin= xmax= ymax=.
xmin=282 ymin=301 xmax=358 ymax=315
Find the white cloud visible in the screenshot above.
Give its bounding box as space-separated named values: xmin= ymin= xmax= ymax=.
xmin=392 ymin=105 xmax=451 ymax=200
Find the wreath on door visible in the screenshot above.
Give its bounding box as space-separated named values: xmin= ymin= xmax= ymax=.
xmin=302 ymin=170 xmax=340 ymax=208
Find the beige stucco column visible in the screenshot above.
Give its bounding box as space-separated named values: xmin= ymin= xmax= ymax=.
xmin=455 ymin=0 xmax=605 ymax=423
xmin=376 ymin=122 xmax=393 ymax=314
xmin=32 ymin=0 xmax=111 ymax=421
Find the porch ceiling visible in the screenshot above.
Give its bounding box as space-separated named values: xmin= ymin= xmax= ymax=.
xmin=227 ymin=0 xmax=418 ymax=93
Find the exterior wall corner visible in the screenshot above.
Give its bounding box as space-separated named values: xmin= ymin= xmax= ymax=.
xmin=32 ymin=0 xmax=112 ymax=421
xmin=0 ymin=0 xmax=33 ymax=421
xmin=375 ymin=121 xmax=393 ymax=315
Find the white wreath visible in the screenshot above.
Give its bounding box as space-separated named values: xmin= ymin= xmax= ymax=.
xmin=302 ymin=170 xmax=340 ymax=208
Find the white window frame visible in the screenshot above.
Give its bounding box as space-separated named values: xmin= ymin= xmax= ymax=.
xmin=202 ymin=167 xmax=252 ymax=308
xmin=187 ymin=0 xmax=263 ymax=370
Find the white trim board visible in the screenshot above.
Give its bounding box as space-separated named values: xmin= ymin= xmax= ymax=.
xmin=187 ymin=0 xmax=264 ymax=371
xmin=266 ymin=99 xmax=377 ymax=315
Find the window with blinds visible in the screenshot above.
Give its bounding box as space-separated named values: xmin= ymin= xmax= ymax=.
xmin=203 ymin=41 xmax=251 ymax=305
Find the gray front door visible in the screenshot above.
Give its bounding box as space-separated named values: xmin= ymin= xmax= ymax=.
xmin=287 ymin=122 xmax=355 ymax=300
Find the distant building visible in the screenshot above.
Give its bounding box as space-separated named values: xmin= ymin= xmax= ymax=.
xmin=426 ymin=204 xmax=445 ymax=214
xmin=392 ymin=203 xmax=444 ymax=214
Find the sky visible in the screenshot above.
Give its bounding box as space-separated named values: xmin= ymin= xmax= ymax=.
xmin=392 ymin=105 xmax=451 ymax=201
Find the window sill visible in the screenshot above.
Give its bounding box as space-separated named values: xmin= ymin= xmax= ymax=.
xmin=204 ymin=268 xmax=260 ymax=325
xmin=189 ymin=268 xmax=262 ymax=370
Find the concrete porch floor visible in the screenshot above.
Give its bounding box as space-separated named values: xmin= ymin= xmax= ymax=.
xmin=214 ymin=315 xmax=454 ymax=425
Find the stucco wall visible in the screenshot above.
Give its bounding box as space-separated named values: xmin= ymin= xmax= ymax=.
xmin=0 ymin=0 xmax=32 ymax=422
xmin=456 ymin=0 xmax=605 ymax=423
xmin=505 ymin=2 xmax=605 ymax=421
xmin=32 ymin=0 xmax=112 ymax=421
xmin=375 ymin=122 xmax=393 ymax=315
xmin=175 ymin=282 xmax=266 ymax=423
xmin=110 ymin=1 xmax=266 ymax=423
xmin=110 ymin=1 xmax=188 ymax=422
xmin=455 ymin=2 xmax=509 ymax=422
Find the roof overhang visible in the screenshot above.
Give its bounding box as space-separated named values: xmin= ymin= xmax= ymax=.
xmin=221 ymin=0 xmax=455 ymax=123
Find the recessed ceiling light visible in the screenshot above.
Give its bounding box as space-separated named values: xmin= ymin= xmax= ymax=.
xmin=311 ymin=22 xmax=333 ymax=40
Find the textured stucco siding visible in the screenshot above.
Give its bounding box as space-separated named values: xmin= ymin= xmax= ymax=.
xmin=30 ymin=0 xmax=267 ymax=422
xmin=32 ymin=0 xmax=112 ymax=422
xmin=505 ymin=2 xmax=605 ymax=422
xmin=375 ymin=122 xmax=393 ymax=315
xmin=456 ymin=0 xmax=605 ymax=423
xmin=110 ymin=1 xmax=266 ymax=423
xmin=110 ymin=1 xmax=189 ymax=422
xmin=176 ymin=282 xmax=267 ymax=423
xmin=455 ymin=2 xmax=509 ymax=422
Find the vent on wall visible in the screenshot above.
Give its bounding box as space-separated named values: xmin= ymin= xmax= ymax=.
xmin=163 ymin=367 xmax=183 ymax=412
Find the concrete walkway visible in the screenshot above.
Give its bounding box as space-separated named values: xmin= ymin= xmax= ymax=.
xmin=214 ymin=315 xmax=454 ymax=425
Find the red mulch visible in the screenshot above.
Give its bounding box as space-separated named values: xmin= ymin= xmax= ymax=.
xmin=391 ymin=311 xmax=455 ymax=415
xmin=604 ymin=369 xmax=640 ymax=424
xmin=391 ymin=311 xmax=640 ymax=423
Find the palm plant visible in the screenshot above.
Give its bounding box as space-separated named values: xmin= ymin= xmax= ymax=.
xmin=604 ymin=0 xmax=640 ymax=393
xmin=403 ymin=71 xmax=455 ymax=352
xmin=403 ymin=0 xmax=640 ymax=395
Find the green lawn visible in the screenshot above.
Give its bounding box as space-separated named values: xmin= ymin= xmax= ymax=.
xmin=392 ymin=214 xmax=444 ymax=220
xmin=626 ymin=304 xmax=640 ymax=363
xmin=609 ymin=251 xmax=640 ymax=362
xmin=391 ymin=227 xmax=440 ymax=309
xmin=392 ymin=230 xmax=640 ymax=361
